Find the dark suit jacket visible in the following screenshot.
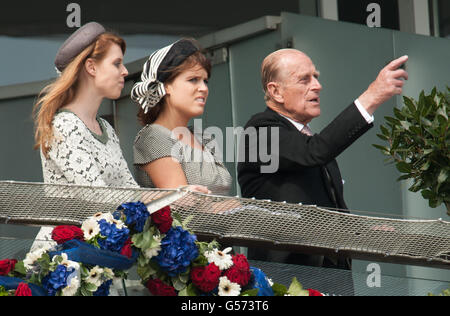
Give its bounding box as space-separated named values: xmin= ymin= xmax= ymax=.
xmin=238 ymin=103 xmax=373 ymax=209
xmin=237 ymin=103 xmax=373 ymax=269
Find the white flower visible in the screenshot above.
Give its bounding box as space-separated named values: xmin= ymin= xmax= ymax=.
xmin=144 ymin=235 xmax=162 ymax=260
xmin=23 ymin=244 xmax=53 ymax=270
xmin=86 ymin=266 xmax=104 ymax=287
xmin=218 ymin=276 xmax=241 ymax=296
xmin=92 ymin=212 xmax=115 ymax=223
xmin=62 ymin=276 xmax=80 ymax=296
xmin=81 ymin=218 xmax=100 ymax=240
xmin=103 ymin=268 xmax=115 ymax=281
xmin=56 ymin=253 xmax=80 ymax=271
xmin=112 ymin=218 xmax=126 ymax=230
xmin=204 ymin=247 xmax=233 ymax=270
xmin=23 ymin=252 xmax=40 ymax=270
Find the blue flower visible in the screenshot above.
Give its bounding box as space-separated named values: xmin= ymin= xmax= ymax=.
xmin=93 ymin=279 xmax=113 ymax=296
xmin=248 ymin=268 xmax=274 ymax=296
xmin=117 ymin=202 xmax=150 ymax=233
xmin=154 ymin=227 xmax=199 ymax=277
xmin=42 ymin=265 xmax=74 ymax=296
xmin=98 ymin=219 xmax=130 ymax=253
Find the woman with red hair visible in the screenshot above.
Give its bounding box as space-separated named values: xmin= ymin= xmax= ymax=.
xmin=33 ymin=22 xmax=137 ymax=188
xmin=31 ymin=22 xmax=137 ymax=253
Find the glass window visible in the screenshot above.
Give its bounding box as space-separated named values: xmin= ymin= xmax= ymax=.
xmin=437 ymin=0 xmax=450 ymax=38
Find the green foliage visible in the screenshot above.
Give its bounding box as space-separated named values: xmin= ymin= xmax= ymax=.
xmin=428 ymin=287 xmax=450 ymax=296
xmin=0 ymin=286 xmax=10 ymax=296
xmin=374 ymin=87 xmax=450 ymax=215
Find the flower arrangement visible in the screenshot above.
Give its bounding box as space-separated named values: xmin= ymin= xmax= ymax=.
xmin=0 ymin=201 xmax=323 ymax=296
xmin=116 ymin=202 xmax=322 ymax=297
xmin=0 ymin=212 xmax=135 ymax=296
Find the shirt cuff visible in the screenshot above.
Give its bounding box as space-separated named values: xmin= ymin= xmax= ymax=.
xmin=354 ymin=99 xmax=375 ymax=124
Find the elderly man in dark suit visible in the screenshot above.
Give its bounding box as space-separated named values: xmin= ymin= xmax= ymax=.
xmin=237 ymin=49 xmax=408 ymax=267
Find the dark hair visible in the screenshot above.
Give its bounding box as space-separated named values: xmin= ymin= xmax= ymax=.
xmin=137 ymin=50 xmax=212 ymax=126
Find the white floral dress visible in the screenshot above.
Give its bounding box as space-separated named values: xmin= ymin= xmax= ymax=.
xmin=35 ymin=110 xmax=138 ymax=251
xmin=41 ymin=111 xmax=138 ymax=187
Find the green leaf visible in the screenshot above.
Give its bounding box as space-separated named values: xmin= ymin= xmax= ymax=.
xmin=13 ymin=261 xmax=26 ymax=276
xmin=380 ymin=124 xmax=390 ymax=137
xmin=400 ymin=121 xmax=411 ymax=130
xmin=132 ymin=232 xmax=144 ymax=249
xmin=80 ymin=265 xmax=90 ymax=278
xmin=385 ymin=116 xmax=401 ymax=126
xmin=83 ymin=282 xmax=98 ymax=293
xmin=179 ymin=270 xmax=190 ymax=283
xmin=420 ymin=161 xmax=431 ymax=171
xmin=172 ymin=276 xmax=187 ymax=291
xmin=393 ymin=107 xmax=405 ymax=120
xmin=81 ymin=285 xmax=94 ymax=296
xmin=287 ymin=277 xmax=309 ymax=296
xmin=437 ymin=107 xmax=448 ymax=120
xmin=241 ymin=289 xmax=259 ymax=296
xmin=271 ymin=283 xmax=288 ymax=296
xmin=182 ymin=215 xmax=194 ymax=229
xmin=421 ymin=189 xmax=434 ymax=200
xmin=403 ymin=96 xmax=416 ymax=113
xmin=376 ymin=134 xmax=389 ymax=141
xmin=437 ymin=170 xmax=448 ymax=184
xmin=137 ymin=263 xmax=156 ymax=281
xmin=420 ymin=117 xmax=432 ymax=127
xmin=418 ymin=91 xmax=426 ymax=114
xmin=372 ymin=144 xmax=390 ymax=155
xmin=397 ymin=174 xmax=412 ymax=181
xmin=179 ymin=284 xmax=198 ymax=296
xmin=396 ymin=162 xmax=412 ymax=173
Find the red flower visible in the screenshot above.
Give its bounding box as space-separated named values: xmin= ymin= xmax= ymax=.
xmin=307 ymin=289 xmax=324 ymax=296
xmin=146 ymin=278 xmax=177 ymax=296
xmin=15 ymin=283 xmax=32 ymax=296
xmin=0 ymin=259 xmax=17 ymax=276
xmin=51 ymin=226 xmax=84 ymax=244
xmin=120 ymin=238 xmax=133 ymax=258
xmin=223 ymin=254 xmax=251 ymax=287
xmin=151 ymin=206 xmax=173 ymax=234
xmin=191 ymin=263 xmax=221 ymax=293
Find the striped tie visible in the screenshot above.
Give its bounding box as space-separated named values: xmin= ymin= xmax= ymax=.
xmin=301 ymin=125 xmax=313 ymax=136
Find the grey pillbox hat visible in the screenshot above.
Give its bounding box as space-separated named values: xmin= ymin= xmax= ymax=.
xmin=54 ymin=22 xmax=106 ymax=72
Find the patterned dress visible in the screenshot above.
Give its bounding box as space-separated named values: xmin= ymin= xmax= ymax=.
xmin=133 ymin=124 xmax=232 ymax=196
xmin=41 ymin=110 xmax=138 ymax=188
xmin=35 ymin=110 xmax=138 ymax=252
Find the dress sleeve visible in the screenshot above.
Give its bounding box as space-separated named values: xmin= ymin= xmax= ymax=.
xmin=103 ymin=120 xmax=139 ymax=188
xmin=47 ymin=114 xmax=108 ymax=186
xmin=133 ymin=125 xmax=181 ymax=165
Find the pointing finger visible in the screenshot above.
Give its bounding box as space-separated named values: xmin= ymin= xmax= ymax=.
xmin=387 ymin=55 xmax=409 ymax=71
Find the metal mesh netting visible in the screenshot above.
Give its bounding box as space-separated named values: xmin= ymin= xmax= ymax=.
xmin=0 ymin=181 xmax=449 ymax=269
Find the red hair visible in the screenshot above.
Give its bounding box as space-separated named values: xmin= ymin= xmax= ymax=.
xmin=33 ymin=33 xmax=126 ymax=157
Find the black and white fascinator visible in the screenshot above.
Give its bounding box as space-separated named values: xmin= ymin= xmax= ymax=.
xmin=131 ymin=39 xmax=199 ymax=113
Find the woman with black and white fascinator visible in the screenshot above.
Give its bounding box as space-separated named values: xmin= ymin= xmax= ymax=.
xmin=131 ymin=39 xmax=232 ymax=196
